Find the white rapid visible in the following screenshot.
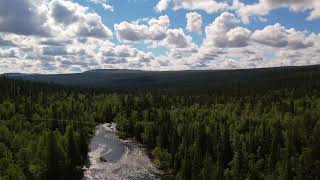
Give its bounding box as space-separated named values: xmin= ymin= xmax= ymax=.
xmin=83 ymin=123 xmax=162 ymax=180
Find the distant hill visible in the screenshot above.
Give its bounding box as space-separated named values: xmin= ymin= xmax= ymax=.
xmin=3 ymin=65 xmax=320 ymax=94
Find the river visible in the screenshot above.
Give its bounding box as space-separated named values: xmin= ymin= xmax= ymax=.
xmin=83 ymin=123 xmax=162 ymax=180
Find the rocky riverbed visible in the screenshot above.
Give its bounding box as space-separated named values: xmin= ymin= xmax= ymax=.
xmin=83 ymin=123 xmax=162 ymax=180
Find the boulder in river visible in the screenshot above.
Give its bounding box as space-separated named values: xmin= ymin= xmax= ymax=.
xmin=99 ymin=157 xmax=108 ymax=162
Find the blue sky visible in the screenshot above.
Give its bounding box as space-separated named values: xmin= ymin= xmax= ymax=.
xmin=75 ymin=0 xmax=320 ymax=44
xmin=0 ymin=0 xmax=319 ymax=73
xmin=75 ymin=0 xmax=320 ymax=57
xmin=78 ymin=0 xmax=320 ymax=32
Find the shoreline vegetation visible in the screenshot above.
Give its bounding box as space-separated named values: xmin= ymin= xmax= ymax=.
xmin=117 ymin=129 xmax=173 ymax=179
xmin=0 ymin=65 xmax=320 ymax=179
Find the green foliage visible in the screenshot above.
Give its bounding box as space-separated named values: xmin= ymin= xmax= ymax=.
xmin=0 ymin=78 xmax=96 ymax=180
xmin=1 ymin=66 xmax=320 ymax=180
xmin=152 ymin=147 xmax=171 ymax=170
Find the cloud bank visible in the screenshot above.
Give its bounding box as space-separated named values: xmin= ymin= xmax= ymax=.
xmin=0 ymin=0 xmax=319 ymax=74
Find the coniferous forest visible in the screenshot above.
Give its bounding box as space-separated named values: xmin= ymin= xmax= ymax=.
xmin=1 ymin=66 xmax=320 ymax=180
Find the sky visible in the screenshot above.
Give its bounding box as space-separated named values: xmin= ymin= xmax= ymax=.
xmin=0 ymin=0 xmax=320 ymax=73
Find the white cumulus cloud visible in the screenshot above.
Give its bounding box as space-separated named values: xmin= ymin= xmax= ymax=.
xmin=233 ymin=0 xmax=320 ymax=23
xmin=114 ymin=15 xmax=170 ymax=42
xmin=88 ymin=0 xmax=114 ymax=11
xmin=155 ymin=0 xmax=228 ymax=13
xmin=186 ymin=12 xmax=203 ymax=33
xmin=252 ymin=23 xmax=314 ymax=49
xmin=155 ymin=0 xmax=171 ymax=12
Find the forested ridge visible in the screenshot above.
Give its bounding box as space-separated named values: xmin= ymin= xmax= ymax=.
xmin=6 ymin=65 xmax=320 ymax=94
xmin=1 ymin=65 xmax=320 ymax=180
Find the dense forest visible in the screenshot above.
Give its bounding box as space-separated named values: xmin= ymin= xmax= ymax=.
xmin=1 ymin=65 xmax=320 ymax=179
xmin=0 ymin=78 xmax=97 ymax=179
